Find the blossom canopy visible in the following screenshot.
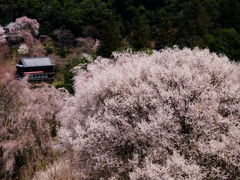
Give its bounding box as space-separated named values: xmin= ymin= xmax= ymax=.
xmin=58 ymin=48 xmax=240 ymax=179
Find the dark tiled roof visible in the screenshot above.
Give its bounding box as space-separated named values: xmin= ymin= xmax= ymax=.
xmin=20 ymin=57 xmax=54 ymax=67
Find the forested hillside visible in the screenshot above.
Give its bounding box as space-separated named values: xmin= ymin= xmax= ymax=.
xmin=1 ymin=1 xmax=240 ymax=180
xmin=0 ymin=0 xmax=240 ymax=60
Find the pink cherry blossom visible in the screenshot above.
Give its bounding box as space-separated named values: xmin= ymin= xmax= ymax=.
xmin=58 ymin=47 xmax=240 ymax=179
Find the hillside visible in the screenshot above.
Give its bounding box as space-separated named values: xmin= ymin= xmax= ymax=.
xmin=1 ymin=1 xmax=240 ymax=180
xmin=0 ymin=0 xmax=240 ymax=60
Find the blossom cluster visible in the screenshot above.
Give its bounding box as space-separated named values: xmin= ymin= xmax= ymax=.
xmin=6 ymin=16 xmax=40 ymax=36
xmin=0 ymin=78 xmax=63 ymax=178
xmin=0 ymin=26 xmax=6 ymax=44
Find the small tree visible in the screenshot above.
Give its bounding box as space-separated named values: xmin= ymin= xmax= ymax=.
xmin=6 ymin=16 xmax=40 ymax=36
xmin=0 ymin=78 xmax=64 ymax=179
xmin=0 ymin=25 xmax=7 ymax=44
xmin=128 ymin=7 xmax=151 ymax=50
xmin=178 ymin=0 xmax=211 ymax=48
xmin=17 ymin=44 xmax=29 ymax=55
xmin=97 ymin=17 xmax=122 ymax=58
xmin=0 ymin=26 xmax=5 ymax=36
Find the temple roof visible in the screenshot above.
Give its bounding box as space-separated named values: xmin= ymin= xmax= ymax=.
xmin=17 ymin=57 xmax=54 ymax=67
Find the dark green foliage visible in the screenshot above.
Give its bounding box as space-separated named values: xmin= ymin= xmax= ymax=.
xmin=154 ymin=16 xmax=175 ymax=49
xmin=204 ymin=28 xmax=240 ymax=60
xmin=79 ymin=0 xmax=112 ymax=27
xmin=220 ymin=0 xmax=240 ymax=32
xmin=56 ymin=57 xmax=90 ymax=94
xmin=0 ymin=0 xmax=240 ymax=61
xmin=177 ymin=0 xmax=211 ymax=48
xmin=128 ymin=6 xmax=151 ymax=50
xmin=97 ymin=17 xmax=122 ymax=57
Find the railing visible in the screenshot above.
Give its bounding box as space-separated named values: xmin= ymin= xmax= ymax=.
xmin=25 ymin=72 xmax=55 ymax=81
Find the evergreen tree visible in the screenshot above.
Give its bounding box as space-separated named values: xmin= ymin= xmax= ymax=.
xmin=97 ymin=17 xmax=122 ymax=58
xmin=220 ymin=0 xmax=240 ymax=33
xmin=155 ymin=17 xmax=175 ymax=49
xmin=205 ymin=28 xmax=240 ymax=60
xmin=128 ymin=7 xmax=150 ymax=50
xmin=178 ymin=0 xmax=211 ymax=48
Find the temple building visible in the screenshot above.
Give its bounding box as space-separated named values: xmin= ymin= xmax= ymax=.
xmin=16 ymin=57 xmax=55 ymax=82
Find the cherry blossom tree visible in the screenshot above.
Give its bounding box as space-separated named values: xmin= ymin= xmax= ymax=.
xmin=17 ymin=44 xmax=29 ymax=55
xmin=0 ymin=26 xmax=4 ymax=34
xmin=58 ymin=47 xmax=240 ymax=179
xmin=0 ymin=25 xmax=9 ymax=57
xmin=0 ymin=77 xmax=64 ymax=179
xmin=0 ymin=25 xmax=6 ymax=43
xmin=0 ymin=25 xmax=7 ymax=44
xmin=6 ymin=16 xmax=40 ymax=36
